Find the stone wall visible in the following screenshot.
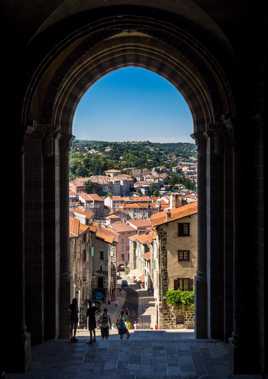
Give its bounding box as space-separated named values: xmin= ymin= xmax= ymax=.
xmin=159 ymin=300 xmax=195 ymax=329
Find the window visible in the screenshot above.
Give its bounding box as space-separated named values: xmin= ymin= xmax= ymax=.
xmin=98 ymin=276 xmax=104 ymax=288
xmin=121 ymin=254 xmax=125 ymax=261
xmin=90 ymin=246 xmax=95 ymax=256
xmin=100 ymin=251 xmax=104 ymax=260
xmin=178 ymin=222 xmax=190 ymax=236
xmin=178 ymin=250 xmax=190 ymax=262
xmin=174 ymin=278 xmax=193 ymax=291
xmin=144 ymin=245 xmax=150 ymax=253
xmin=83 ymin=233 xmax=87 ymax=242
xmin=83 ymin=249 xmax=87 ymax=262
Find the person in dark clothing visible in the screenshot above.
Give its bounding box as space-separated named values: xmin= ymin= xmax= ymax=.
xmin=99 ymin=308 xmax=112 ymax=339
xmin=69 ymin=298 xmax=79 ymax=342
xmin=116 ymin=311 xmax=130 ymax=340
xmin=86 ymin=300 xmax=97 ymax=344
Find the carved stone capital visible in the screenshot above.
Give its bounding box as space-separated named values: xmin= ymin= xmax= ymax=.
xmin=43 ymin=132 xmax=56 ymax=157
xmin=60 ymin=133 xmax=74 ymax=152
xmin=205 ymin=124 xmax=223 ymax=156
xmin=220 ymin=114 xmax=236 ymax=147
xmin=205 ymin=123 xmax=218 ymax=138
xmin=191 ymin=130 xmax=207 ymax=147
xmin=25 ymin=120 xmax=49 ymax=140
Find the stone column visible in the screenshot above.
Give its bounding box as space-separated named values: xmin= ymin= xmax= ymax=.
xmin=221 ymin=116 xmax=235 ymax=343
xmin=59 ymin=133 xmax=72 ymax=338
xmin=206 ymin=125 xmax=224 ymax=340
xmin=191 ymin=130 xmax=208 ymax=338
xmin=43 ymin=131 xmax=61 ymax=340
xmin=23 ymin=122 xmax=47 ymax=345
xmin=5 ymin=145 xmax=31 ymax=372
xmin=232 ymin=113 xmax=265 ymax=374
xmin=254 ymin=114 xmax=265 ymax=374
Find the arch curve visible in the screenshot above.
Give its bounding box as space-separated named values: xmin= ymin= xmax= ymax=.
xmin=21 ymin=5 xmax=240 ymax=347
xmin=24 ymin=11 xmax=235 ymax=136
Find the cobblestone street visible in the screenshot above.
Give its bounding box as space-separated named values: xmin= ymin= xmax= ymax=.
xmin=7 ymin=331 xmax=233 ymax=379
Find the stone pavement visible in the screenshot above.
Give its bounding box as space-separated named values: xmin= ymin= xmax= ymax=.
xmin=7 ymin=331 xmax=235 ymax=379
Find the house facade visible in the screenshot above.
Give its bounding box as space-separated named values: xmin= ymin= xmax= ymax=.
xmin=69 ymin=217 xmax=93 ymax=327
xmin=88 ymin=225 xmax=117 ymax=302
xmin=151 ymin=202 xmax=198 ymax=328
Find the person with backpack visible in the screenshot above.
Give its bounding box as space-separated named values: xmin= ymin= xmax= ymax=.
xmin=116 ymin=311 xmax=130 ymax=340
xmin=99 ymin=308 xmax=112 ymax=339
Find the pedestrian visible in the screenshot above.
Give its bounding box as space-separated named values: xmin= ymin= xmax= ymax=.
xmin=116 ymin=311 xmax=130 ymax=340
xmin=99 ymin=308 xmax=112 ymax=339
xmin=124 ymin=307 xmax=129 ymax=319
xmin=123 ymin=308 xmax=133 ymax=330
xmin=69 ymin=298 xmax=79 ymax=343
xmin=86 ymin=300 xmax=97 ymax=344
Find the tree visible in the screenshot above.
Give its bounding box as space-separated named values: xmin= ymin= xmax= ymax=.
xmin=148 ymin=183 xmax=160 ymax=196
xmin=85 ymin=180 xmax=95 ymax=194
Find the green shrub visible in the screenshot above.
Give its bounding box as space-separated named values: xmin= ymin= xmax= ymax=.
xmin=166 ymin=289 xmax=194 ymax=307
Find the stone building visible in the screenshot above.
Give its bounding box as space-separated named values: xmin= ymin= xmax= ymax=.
xmin=126 ymin=218 xmax=152 ymax=234
xmin=69 ymin=217 xmax=93 ymax=327
xmin=151 ymin=203 xmax=198 ymax=328
xmin=129 ymin=232 xmax=154 ymax=290
xmin=104 ymin=195 xmax=155 ymax=211
xmin=89 ymin=174 xmax=134 ymax=196
xmin=4 ymin=1 xmax=265 ymax=376
xmin=108 ymin=222 xmax=137 ymax=267
xmin=88 ymin=224 xmax=117 ymax=302
xmin=120 ymin=202 xmax=159 ymax=219
xmin=72 ymin=207 xmax=94 ymax=225
xmin=69 ymin=177 xmax=90 ymax=193
xmin=69 ymin=189 xmax=79 ymax=208
xmin=78 ymin=192 xmax=104 ymax=219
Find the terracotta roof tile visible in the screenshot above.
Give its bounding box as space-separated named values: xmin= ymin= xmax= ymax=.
xmin=73 ymin=207 xmax=94 ymax=219
xmin=129 ymin=231 xmax=154 ymax=245
xmin=69 ymin=217 xmax=89 ymax=236
xmin=79 ymin=192 xmax=103 ymax=201
xmin=109 ymin=222 xmax=136 ymax=233
xmin=121 ymin=203 xmax=157 ymax=209
xmin=96 ymin=227 xmax=118 ymax=244
xmin=69 ymin=177 xmax=90 ymax=187
xmin=127 ymin=219 xmax=152 ymax=229
xmin=69 ymin=217 xmax=80 ymax=237
xmin=151 ymin=202 xmax=197 ymax=226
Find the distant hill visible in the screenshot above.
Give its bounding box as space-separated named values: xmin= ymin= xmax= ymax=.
xmin=72 ymin=140 xmax=196 ymax=155
xmin=70 ymin=139 xmax=197 ymax=179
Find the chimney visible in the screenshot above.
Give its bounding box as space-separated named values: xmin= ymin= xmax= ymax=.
xmin=166 ymin=210 xmax=172 ymax=219
xmin=169 ymin=194 xmax=174 ymax=208
xmin=175 ymin=194 xmax=182 ymax=208
xmin=169 ymin=193 xmax=181 ymax=208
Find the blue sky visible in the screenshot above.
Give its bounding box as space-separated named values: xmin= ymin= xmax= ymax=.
xmin=73 ymin=67 xmax=193 ymax=143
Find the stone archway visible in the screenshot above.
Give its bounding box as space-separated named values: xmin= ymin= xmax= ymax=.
xmin=22 ymin=4 xmax=237 ymax=367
